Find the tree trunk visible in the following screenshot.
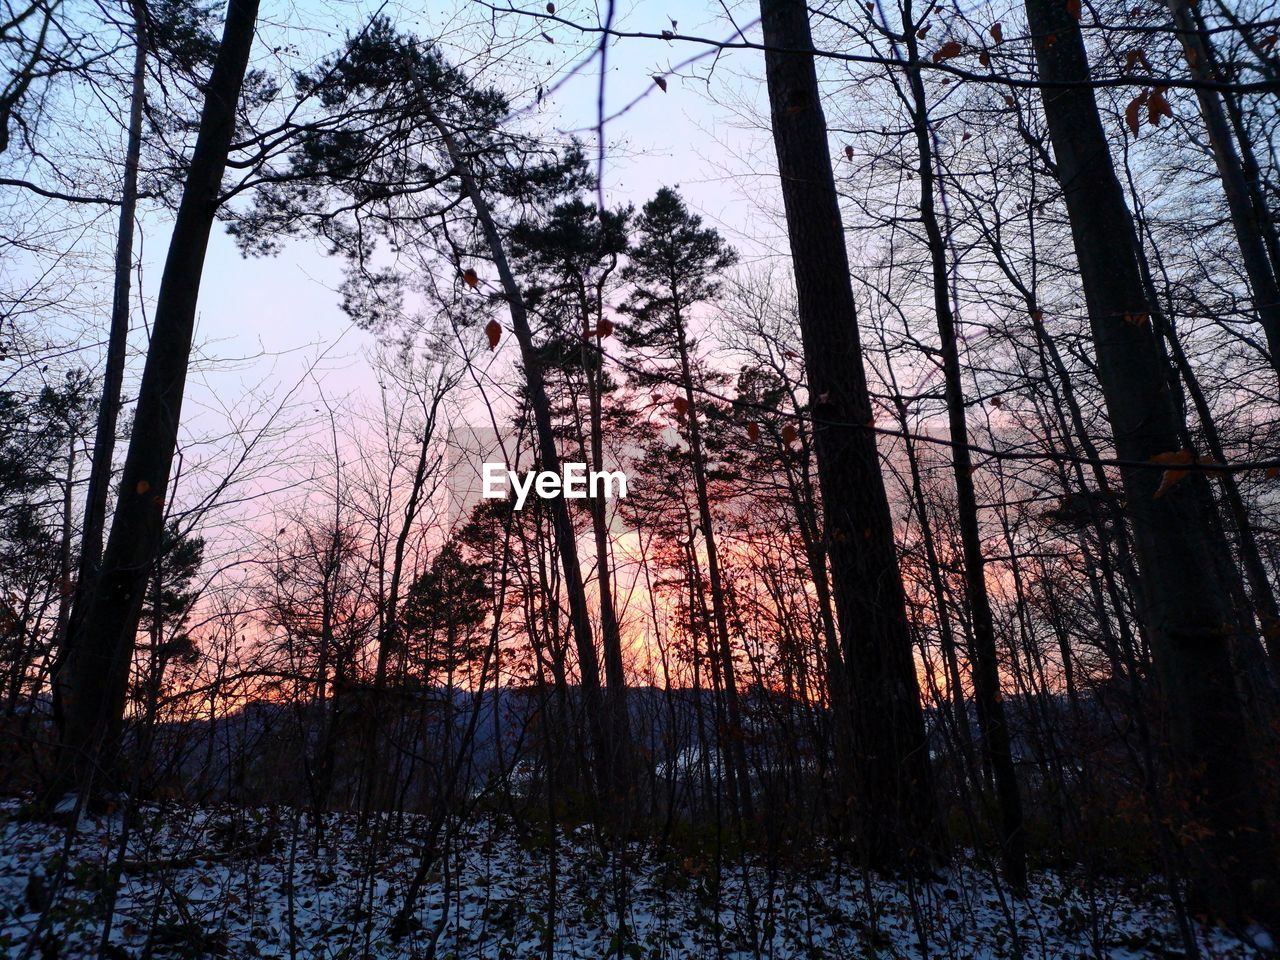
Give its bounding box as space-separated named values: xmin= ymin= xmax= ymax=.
xmin=1025 ymin=0 xmax=1279 ymax=924
xmin=758 ymin=0 xmax=940 ymax=867
xmin=422 ymin=106 xmax=619 ymax=801
xmin=901 ymin=6 xmax=1027 ymax=891
xmin=55 ymin=0 xmax=148 ymax=723
xmin=1165 ymin=0 xmax=1280 ymax=388
xmin=54 ymin=0 xmax=259 ymax=801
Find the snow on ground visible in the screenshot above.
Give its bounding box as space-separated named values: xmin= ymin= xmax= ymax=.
xmin=0 ymin=799 xmax=1267 ymax=959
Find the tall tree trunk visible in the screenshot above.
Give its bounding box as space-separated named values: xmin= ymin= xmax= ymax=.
xmin=673 ymin=317 xmax=754 ymax=821
xmin=759 ymin=0 xmax=940 ymax=867
xmin=54 ymin=0 xmax=260 ymax=801
xmin=579 ymin=285 xmax=633 ymax=782
xmin=422 ymin=106 xmax=620 ymax=800
xmin=55 ymin=0 xmax=148 ymax=722
xmin=1164 ymin=0 xmax=1280 ymax=387
xmin=900 ymin=7 xmax=1027 ymax=891
xmin=1025 ymin=0 xmax=1279 ymax=924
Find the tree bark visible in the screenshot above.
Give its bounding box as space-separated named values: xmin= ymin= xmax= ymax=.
xmin=1025 ymin=0 xmax=1279 ymax=925
xmin=759 ymin=0 xmax=940 ymax=867
xmin=54 ymin=0 xmax=260 ymax=800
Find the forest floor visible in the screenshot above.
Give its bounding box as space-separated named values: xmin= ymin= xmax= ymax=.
xmin=0 ymin=798 xmax=1271 ymax=959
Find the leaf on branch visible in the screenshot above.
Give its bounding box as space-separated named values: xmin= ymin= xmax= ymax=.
xmin=844 ymin=145 xmax=854 ymax=160
xmin=1066 ymin=0 xmax=1082 ymax=20
xmin=1124 ymin=48 xmax=1151 ymax=73
xmin=979 ymin=51 xmax=991 ymax=66
xmin=1151 ymin=449 xmax=1193 ymax=498
xmin=1125 ymin=91 xmax=1148 ymax=136
xmin=1147 ymin=86 xmax=1173 ymax=126
xmin=1261 ymin=33 xmax=1278 ymax=53
xmin=595 ymin=317 xmax=615 ymax=338
xmin=931 ymin=40 xmax=963 ymax=63
xmin=746 ymin=422 xmax=761 ymax=442
xmin=781 ymin=424 xmax=798 ymax=445
xmin=661 ymin=29 xmax=674 ymax=40
xmin=673 ymin=396 xmax=690 ymax=416
xmin=1004 ymin=94 xmax=1016 ymax=107
xmin=541 ymin=31 xmax=555 ymax=43
xmin=990 ymin=396 xmax=1003 ymax=408
xmin=136 ymin=480 xmax=150 ymax=495
xmin=462 ymin=268 xmax=480 ymax=288
xmin=990 ymin=22 xmax=1004 ymax=43
xmin=917 ymin=23 xmax=930 ymax=38
xmin=546 ymin=1 xmax=554 ymax=10
xmin=485 ymin=319 xmax=501 ymax=350
xmin=1123 ymin=311 xmax=1149 ymax=327
xmin=1266 ymin=466 xmax=1279 ymax=479
xmin=652 ymin=75 xmax=668 ymax=93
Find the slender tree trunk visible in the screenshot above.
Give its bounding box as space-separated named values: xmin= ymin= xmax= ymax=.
xmin=55 ymin=0 xmax=148 ymax=722
xmin=900 ymin=9 xmax=1027 ymax=891
xmin=423 ymin=106 xmax=618 ymax=799
xmin=1025 ymin=0 xmax=1279 ymax=924
xmin=673 ymin=317 xmax=754 ymax=821
xmin=54 ymin=0 xmax=260 ymax=801
xmin=1164 ymin=0 xmax=1280 ymax=387
xmin=759 ymin=0 xmax=940 ymax=867
xmin=579 ymin=285 xmax=633 ymax=781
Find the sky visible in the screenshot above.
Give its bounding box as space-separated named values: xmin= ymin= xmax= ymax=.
xmin=143 ymin=0 xmax=792 ymax=534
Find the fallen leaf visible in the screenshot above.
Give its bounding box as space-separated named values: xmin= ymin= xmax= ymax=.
xmin=652 ymin=75 xmax=668 ymax=93
xmin=932 ymin=40 xmax=963 ymax=63
xmin=485 ymin=319 xmax=501 ymax=350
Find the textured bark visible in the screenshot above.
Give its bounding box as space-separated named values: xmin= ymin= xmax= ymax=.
xmin=759 ymin=0 xmax=939 ymax=866
xmin=56 ymin=0 xmax=260 ymax=798
xmin=1025 ymin=0 xmax=1279 ymax=925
